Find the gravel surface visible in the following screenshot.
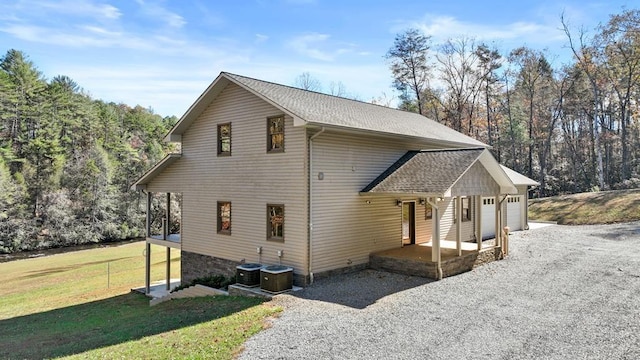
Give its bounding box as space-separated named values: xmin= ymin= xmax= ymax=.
xmin=239 ymin=223 xmax=640 ymax=359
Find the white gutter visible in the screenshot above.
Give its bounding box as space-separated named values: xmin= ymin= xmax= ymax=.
xmin=308 ymin=127 xmax=325 ymax=285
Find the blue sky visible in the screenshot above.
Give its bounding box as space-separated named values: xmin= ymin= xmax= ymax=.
xmin=0 ymin=0 xmax=633 ymax=117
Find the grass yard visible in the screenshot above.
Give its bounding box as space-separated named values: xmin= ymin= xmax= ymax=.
xmin=529 ymin=188 xmax=640 ymax=225
xmin=0 ymin=242 xmax=281 ymax=359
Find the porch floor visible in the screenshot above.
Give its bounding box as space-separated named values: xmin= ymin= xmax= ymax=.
xmin=370 ymin=240 xmax=500 ymax=279
xmin=373 ymin=240 xmax=494 ymax=262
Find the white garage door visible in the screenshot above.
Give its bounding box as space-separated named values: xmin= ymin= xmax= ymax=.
xmin=506 ymin=196 xmax=522 ymax=231
xmin=481 ymin=197 xmax=496 ymax=239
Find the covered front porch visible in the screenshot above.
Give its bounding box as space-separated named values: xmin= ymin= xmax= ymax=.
xmin=132 ymin=153 xmax=184 ymax=295
xmin=142 ymin=191 xmax=181 ymax=294
xmin=370 ymin=239 xmax=502 ymax=279
xmin=361 ymin=148 xmax=517 ymax=280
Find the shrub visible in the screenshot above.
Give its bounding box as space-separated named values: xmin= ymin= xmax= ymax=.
xmin=172 ymin=274 xmax=235 ymax=292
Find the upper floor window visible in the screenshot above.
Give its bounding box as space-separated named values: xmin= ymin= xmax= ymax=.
xmin=267 ymin=116 xmax=284 ymax=153
xmin=267 ymin=204 xmax=284 ymax=241
xmin=218 ymin=123 xmax=231 ymax=156
xmin=217 ymin=201 xmax=231 ymax=234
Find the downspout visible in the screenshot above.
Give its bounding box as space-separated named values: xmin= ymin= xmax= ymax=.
xmin=308 ymin=127 xmax=325 ymax=285
xmin=143 ymin=189 xmax=151 ymax=294
xmin=426 ymin=197 xmax=442 ymax=280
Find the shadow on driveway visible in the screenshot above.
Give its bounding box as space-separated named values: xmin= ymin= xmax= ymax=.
xmin=291 ymin=269 xmax=433 ymax=309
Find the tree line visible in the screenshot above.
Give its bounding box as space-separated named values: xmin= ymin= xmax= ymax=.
xmin=0 ymin=49 xmax=177 ymax=253
xmin=2 ymin=9 xmax=637 ymax=253
xmin=385 ymin=9 xmax=640 ymax=197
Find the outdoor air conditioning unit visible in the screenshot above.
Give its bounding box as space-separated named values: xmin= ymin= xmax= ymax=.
xmin=260 ymin=265 xmax=293 ymax=293
xmin=236 ymin=263 xmax=263 ymax=287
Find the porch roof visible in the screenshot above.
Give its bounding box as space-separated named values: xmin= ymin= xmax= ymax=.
xmin=500 ymin=165 xmax=540 ymax=186
xmin=132 ymin=153 xmax=181 ymax=191
xmin=360 ymin=148 xmax=517 ymax=196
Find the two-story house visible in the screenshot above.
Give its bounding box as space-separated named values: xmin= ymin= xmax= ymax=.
xmin=133 ymin=72 xmax=537 ymax=291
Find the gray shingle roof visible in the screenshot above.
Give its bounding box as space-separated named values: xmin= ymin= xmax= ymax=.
xmin=500 ymin=165 xmax=539 ymax=186
xmin=218 ymin=72 xmax=487 ymax=147
xmin=361 ymin=148 xmax=485 ymax=195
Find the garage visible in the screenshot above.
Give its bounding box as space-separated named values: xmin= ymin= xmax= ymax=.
xmin=481 ymin=197 xmax=496 ymax=239
xmin=479 ymin=166 xmax=539 ymax=240
xmin=506 ymin=195 xmax=523 ymax=231
xmin=481 ymin=194 xmax=528 ymax=239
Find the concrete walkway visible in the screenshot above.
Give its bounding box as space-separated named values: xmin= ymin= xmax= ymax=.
xmin=131 ymin=278 xmax=181 ymax=299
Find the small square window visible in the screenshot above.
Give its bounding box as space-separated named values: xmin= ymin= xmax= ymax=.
xmin=267 ymin=116 xmax=284 ymax=153
xmin=425 ymin=204 xmax=433 ymax=220
xmin=267 ymin=204 xmax=284 ymax=241
xmin=218 ymin=123 xmax=231 ymax=156
xmin=217 ymin=201 xmax=231 ymax=234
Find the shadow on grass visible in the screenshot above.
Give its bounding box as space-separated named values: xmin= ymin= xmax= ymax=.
xmin=291 ymin=269 xmax=433 ymax=309
xmin=20 ymin=257 xmax=138 ymax=279
xmin=0 ymin=292 xmax=265 ymax=359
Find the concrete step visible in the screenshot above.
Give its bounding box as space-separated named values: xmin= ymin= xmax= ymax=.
xmin=149 ymin=284 xmax=228 ymax=306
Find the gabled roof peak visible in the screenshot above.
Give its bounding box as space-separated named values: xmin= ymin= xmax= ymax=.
xmin=168 ymin=71 xmax=488 ymax=148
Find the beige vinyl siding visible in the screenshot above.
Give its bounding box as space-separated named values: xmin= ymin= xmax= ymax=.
xmin=440 ymin=197 xmax=477 ymax=242
xmin=441 ymin=161 xmax=502 ymax=242
xmin=148 ymin=83 xmax=308 ymax=274
xmin=415 ymin=201 xmax=433 ymax=244
xmin=310 ymin=131 xmax=446 ymax=273
xmin=450 ymin=162 xmax=500 ymax=196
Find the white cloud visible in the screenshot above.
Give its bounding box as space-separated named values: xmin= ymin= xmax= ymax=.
xmin=255 ymin=33 xmax=269 ymax=43
xmin=135 ymin=0 xmax=186 ymax=29
xmin=288 ymin=33 xmax=333 ymax=61
xmin=404 ymin=14 xmax=566 ymax=47
xmin=8 ymin=0 xmax=122 ymax=20
xmin=286 ymin=33 xmax=361 ymax=62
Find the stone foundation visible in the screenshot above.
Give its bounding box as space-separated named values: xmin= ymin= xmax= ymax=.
xmin=181 ymin=251 xmax=240 ymax=285
xmin=181 ymin=251 xmax=308 ymax=287
xmin=370 ymin=246 xmax=503 ymax=280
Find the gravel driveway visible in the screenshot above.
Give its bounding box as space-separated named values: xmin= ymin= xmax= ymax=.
xmin=239 ymin=223 xmax=640 ymax=359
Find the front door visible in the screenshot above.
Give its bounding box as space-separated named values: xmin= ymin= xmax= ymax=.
xmin=402 ymin=202 xmax=416 ymax=245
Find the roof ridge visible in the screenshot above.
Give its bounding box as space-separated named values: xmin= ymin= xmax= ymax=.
xmin=222 ymin=71 xmax=420 ymax=114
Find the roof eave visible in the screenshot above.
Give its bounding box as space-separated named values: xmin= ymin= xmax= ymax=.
xmin=478 ymin=152 xmax=518 ymax=194
xmin=131 ymin=153 xmax=182 ymax=190
xmin=301 ymin=121 xmax=488 ymax=149
xmin=164 ymin=74 xmax=231 ymax=141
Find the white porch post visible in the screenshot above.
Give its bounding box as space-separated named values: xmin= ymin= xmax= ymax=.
xmin=165 ymin=193 xmax=171 ymax=291
xmin=495 ymin=195 xmax=501 ymax=248
xmin=428 ymin=198 xmax=442 ymax=280
xmin=145 ymin=191 xmax=151 ymax=294
xmin=166 ymin=247 xmax=171 ymax=291
xmin=145 ymin=242 xmax=151 ymax=294
xmin=145 ymin=192 xmax=152 ymax=238
xmin=475 ymin=195 xmax=482 ymax=251
xmin=456 ymin=196 xmax=462 ymax=257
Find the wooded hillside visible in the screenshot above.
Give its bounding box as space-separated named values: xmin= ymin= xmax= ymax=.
xmin=385 ymin=9 xmax=640 ymax=197
xmin=1 ymin=9 xmax=638 ymax=253
xmin=0 ymin=49 xmax=176 ymax=253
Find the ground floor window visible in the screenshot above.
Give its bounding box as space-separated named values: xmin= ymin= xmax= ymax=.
xmin=217 ymin=201 xmax=231 ymax=234
xmin=462 ymin=197 xmax=471 ymax=222
xmin=267 ymin=204 xmax=284 ymax=241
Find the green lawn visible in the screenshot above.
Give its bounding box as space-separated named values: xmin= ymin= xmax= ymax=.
xmin=529 ymin=188 xmax=640 ymax=225
xmin=0 ymin=242 xmax=281 ymax=359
